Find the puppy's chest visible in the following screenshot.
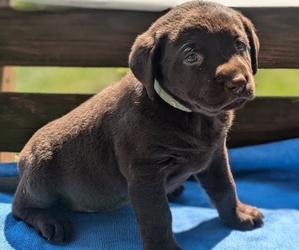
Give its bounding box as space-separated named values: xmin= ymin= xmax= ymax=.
xmin=163 ymin=147 xmax=214 ymax=193
xmin=163 ymin=141 xmax=214 ymax=176
xmin=163 ymin=113 xmax=231 ymax=178
xmin=174 ymin=113 xmax=230 ymax=152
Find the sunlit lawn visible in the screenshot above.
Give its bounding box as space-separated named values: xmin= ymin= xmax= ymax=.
xmin=255 ymin=69 xmax=299 ymax=96
xmin=15 ymin=67 xmax=299 ymax=96
xmin=15 ymin=67 xmax=128 ymax=94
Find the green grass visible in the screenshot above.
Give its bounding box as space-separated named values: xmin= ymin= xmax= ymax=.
xmin=15 ymin=67 xmax=128 ymax=94
xmin=15 ymin=67 xmax=299 ymax=96
xmin=11 ymin=0 xmax=39 ymax=10
xmin=254 ymin=69 xmax=299 ymax=96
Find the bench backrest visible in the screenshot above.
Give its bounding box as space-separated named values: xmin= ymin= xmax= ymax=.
xmin=0 ymin=6 xmax=298 ymax=152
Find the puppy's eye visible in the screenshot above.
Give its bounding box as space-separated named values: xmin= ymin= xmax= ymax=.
xmin=184 ymin=53 xmax=200 ymax=64
xmin=235 ymin=40 xmax=247 ymax=52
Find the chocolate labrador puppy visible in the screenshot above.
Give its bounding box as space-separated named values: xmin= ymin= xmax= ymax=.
xmin=10 ymin=1 xmax=263 ymax=249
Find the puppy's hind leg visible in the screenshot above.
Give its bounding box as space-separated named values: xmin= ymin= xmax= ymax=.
xmin=12 ymin=172 xmax=72 ymax=243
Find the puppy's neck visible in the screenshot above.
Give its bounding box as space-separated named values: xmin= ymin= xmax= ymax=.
xmin=154 ymin=80 xmax=192 ymax=113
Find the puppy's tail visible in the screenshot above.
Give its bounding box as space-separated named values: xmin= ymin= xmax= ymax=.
xmin=0 ymin=176 xmax=20 ymax=193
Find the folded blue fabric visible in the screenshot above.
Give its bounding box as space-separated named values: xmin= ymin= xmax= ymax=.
xmin=1 ymin=138 xmax=299 ymax=249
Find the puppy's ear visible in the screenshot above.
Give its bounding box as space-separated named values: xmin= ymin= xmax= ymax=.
xmin=129 ymin=32 xmax=162 ymax=100
xmin=239 ymin=15 xmax=260 ymax=75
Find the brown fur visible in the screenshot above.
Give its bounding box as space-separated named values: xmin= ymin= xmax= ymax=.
xmin=10 ymin=1 xmax=263 ymax=249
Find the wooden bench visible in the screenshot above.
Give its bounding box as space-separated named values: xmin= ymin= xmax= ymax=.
xmin=0 ymin=3 xmax=298 ymax=153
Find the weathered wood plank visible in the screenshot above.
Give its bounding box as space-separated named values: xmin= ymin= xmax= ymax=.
xmin=0 ymin=0 xmax=9 ymax=7
xmin=0 ymin=66 xmax=16 ymax=162
xmin=230 ymin=98 xmax=299 ymax=147
xmin=0 ymin=7 xmax=298 ymax=68
xmin=0 ymin=67 xmax=14 ymax=92
xmin=0 ymin=92 xmax=298 ymax=152
xmin=0 ymin=93 xmax=89 ymax=152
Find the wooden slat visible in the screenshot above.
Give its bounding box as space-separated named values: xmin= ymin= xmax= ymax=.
xmin=0 ymin=66 xmax=16 ymax=161
xmin=230 ymin=98 xmax=299 ymax=147
xmin=0 ymin=0 xmax=9 ymax=7
xmin=0 ymin=7 xmax=298 ymax=68
xmin=0 ymin=66 xmax=14 ymax=92
xmin=0 ymin=93 xmax=89 ymax=152
xmin=0 ymin=92 xmax=298 ymax=152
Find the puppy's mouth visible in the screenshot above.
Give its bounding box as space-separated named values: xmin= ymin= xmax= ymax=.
xmin=221 ymin=98 xmax=248 ymax=110
xmin=194 ymin=91 xmax=254 ymax=116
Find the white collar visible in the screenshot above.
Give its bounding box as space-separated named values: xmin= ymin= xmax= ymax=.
xmin=154 ymin=80 xmax=192 ymax=113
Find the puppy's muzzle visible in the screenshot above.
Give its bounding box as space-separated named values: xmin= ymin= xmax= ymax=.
xmin=215 ymin=55 xmax=254 ymax=101
xmin=225 ymin=74 xmax=247 ymax=95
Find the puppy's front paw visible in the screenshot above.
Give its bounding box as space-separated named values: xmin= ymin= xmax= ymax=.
xmin=36 ymin=213 xmax=72 ymax=242
xmin=18 ymin=208 xmax=72 ymax=243
xmin=221 ymin=202 xmax=263 ymax=230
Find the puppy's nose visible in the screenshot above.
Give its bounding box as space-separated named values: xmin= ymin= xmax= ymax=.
xmin=225 ymin=75 xmax=247 ymax=95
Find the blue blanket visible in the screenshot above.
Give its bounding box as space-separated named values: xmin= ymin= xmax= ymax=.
xmin=1 ymin=139 xmax=299 ymax=249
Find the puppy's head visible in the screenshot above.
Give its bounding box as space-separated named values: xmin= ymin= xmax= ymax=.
xmin=129 ymin=1 xmax=259 ymax=116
